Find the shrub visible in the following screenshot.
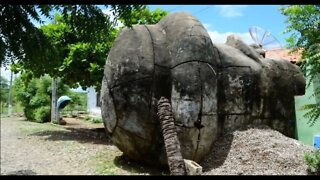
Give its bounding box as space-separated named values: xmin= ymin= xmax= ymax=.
xmin=91 ymin=117 xmax=103 ymax=124
xmin=304 ymin=149 xmax=320 ymax=175
xmin=84 ymin=115 xmax=103 ymax=124
xmin=13 ymin=75 xmax=69 ymax=122
xmin=23 ymin=106 xmax=35 ymax=121
xmin=34 ymin=106 xmax=51 ymax=123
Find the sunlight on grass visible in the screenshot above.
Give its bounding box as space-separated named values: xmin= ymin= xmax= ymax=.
xmin=91 ymin=149 xmax=126 ymax=175
xmin=91 ymin=150 xmax=168 ymax=175
xmin=19 ymin=121 xmax=68 ymax=136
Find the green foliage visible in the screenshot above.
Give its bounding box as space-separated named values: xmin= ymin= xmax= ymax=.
xmin=85 ymin=116 xmax=103 ymax=124
xmin=13 ymin=75 xmax=69 ymax=122
xmin=304 ymin=150 xmax=320 ymax=175
xmin=0 ymin=75 xmax=9 ymax=88
xmin=9 ymin=7 xmax=168 ymax=90
xmin=62 ymin=91 xmax=87 ymax=117
xmin=92 ymin=118 xmax=103 ymax=124
xmin=34 ymin=106 xmax=51 ymax=123
xmin=0 ymin=75 xmax=9 ymax=103
xmin=10 ymin=12 xmax=116 ymax=90
xmin=0 ymin=75 xmax=9 ymax=114
xmin=280 ymin=5 xmax=320 ymax=126
xmin=301 ymin=103 xmax=320 ymax=126
xmin=110 ymin=5 xmax=146 ymax=27
xmin=119 ymin=8 xmax=168 ymax=25
xmin=0 ymin=5 xmax=145 ymax=67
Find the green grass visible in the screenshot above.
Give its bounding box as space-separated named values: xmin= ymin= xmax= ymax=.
xmin=84 ymin=116 xmax=103 ymax=124
xmin=19 ymin=121 xmax=68 ymax=136
xmin=91 ymin=150 xmax=168 ymax=175
xmin=92 ymin=150 xmax=125 ymax=175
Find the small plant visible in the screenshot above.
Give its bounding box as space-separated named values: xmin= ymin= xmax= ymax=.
xmin=84 ymin=115 xmax=103 ymax=124
xmin=304 ymin=149 xmax=320 ymax=175
xmin=91 ymin=117 xmax=103 ymax=124
xmin=34 ymin=106 xmax=51 ymax=123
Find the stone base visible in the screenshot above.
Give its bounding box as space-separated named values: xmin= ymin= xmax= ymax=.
xmin=184 ymin=159 xmax=202 ymax=175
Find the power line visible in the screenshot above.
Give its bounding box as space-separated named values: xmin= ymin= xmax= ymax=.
xmin=194 ymin=5 xmax=212 ymax=15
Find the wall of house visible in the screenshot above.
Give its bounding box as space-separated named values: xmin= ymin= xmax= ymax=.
xmin=87 ymin=87 xmax=101 ymax=116
xmin=295 ymin=74 xmax=320 ymax=146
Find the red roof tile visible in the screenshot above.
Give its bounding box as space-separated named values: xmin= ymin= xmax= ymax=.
xmin=265 ymin=49 xmax=302 ymax=63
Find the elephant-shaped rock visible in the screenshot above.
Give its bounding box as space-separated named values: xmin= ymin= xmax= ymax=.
xmin=101 ymin=12 xmax=305 ymax=166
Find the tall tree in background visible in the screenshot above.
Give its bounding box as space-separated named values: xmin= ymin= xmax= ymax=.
xmin=1 ymin=5 xmax=168 ymax=123
xmin=0 ymin=5 xmax=145 ymax=67
xmin=9 ymin=7 xmax=168 ymax=90
xmin=120 ymin=8 xmax=168 ymax=25
xmin=1 ymin=5 xmax=145 ymax=123
xmin=280 ymin=5 xmax=320 ymax=126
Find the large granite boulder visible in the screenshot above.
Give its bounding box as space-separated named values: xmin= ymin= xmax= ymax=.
xmin=100 ymin=12 xmax=306 ymax=166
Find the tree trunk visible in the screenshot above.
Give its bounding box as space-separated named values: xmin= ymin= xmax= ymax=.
xmin=157 ymin=97 xmax=186 ymax=175
xmin=51 ymin=78 xmax=58 ymax=124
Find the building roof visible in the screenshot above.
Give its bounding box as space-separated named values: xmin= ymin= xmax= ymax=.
xmin=265 ymin=49 xmax=303 ymax=65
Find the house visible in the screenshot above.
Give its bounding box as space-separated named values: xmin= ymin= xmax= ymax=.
xmin=87 ymin=87 xmax=101 ymax=117
xmin=266 ymin=48 xmax=320 ymax=147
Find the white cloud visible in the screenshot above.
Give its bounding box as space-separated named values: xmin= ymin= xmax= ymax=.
xmin=207 ymin=30 xmax=254 ymax=44
xmin=102 ymin=8 xmax=123 ymax=28
xmin=216 ymin=5 xmax=248 ymax=18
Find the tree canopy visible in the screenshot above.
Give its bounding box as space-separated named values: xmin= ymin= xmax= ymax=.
xmin=0 ymin=5 xmax=145 ymax=67
xmin=6 ymin=6 xmax=168 ymax=89
xmin=13 ymin=74 xmax=69 ymax=122
xmin=280 ymin=5 xmax=320 ymax=126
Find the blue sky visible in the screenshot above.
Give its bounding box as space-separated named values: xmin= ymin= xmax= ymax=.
xmin=148 ymin=5 xmax=290 ymax=46
xmin=1 ymin=5 xmax=291 ymax=82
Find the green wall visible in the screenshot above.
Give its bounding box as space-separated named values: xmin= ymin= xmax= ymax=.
xmin=295 ymin=74 xmax=320 ymax=146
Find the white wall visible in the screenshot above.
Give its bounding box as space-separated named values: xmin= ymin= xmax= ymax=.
xmin=87 ymin=87 xmax=101 ymax=116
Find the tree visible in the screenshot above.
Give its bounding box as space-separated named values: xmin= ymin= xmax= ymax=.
xmin=280 ymin=5 xmax=320 ymax=126
xmin=13 ymin=74 xmax=69 ymax=122
xmin=10 ymin=7 xmax=168 ymax=90
xmin=0 ymin=5 xmax=145 ymax=67
xmin=119 ymin=8 xmax=168 ymax=25
xmin=11 ymin=13 xmax=118 ymax=89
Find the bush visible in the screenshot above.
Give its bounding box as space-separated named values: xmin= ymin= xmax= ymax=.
xmin=304 ymin=149 xmax=320 ymax=175
xmin=84 ymin=115 xmax=103 ymax=124
xmin=34 ymin=106 xmax=51 ymax=123
xmin=13 ymin=75 xmax=69 ymax=122
xmin=91 ymin=117 xmax=103 ymax=124
xmin=23 ymin=106 xmax=35 ymax=121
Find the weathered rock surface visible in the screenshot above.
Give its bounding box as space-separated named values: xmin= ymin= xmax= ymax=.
xmin=100 ymin=12 xmax=306 ymax=166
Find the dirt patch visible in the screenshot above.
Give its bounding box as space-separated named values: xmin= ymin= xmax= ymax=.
xmin=0 ymin=116 xmax=165 ymax=175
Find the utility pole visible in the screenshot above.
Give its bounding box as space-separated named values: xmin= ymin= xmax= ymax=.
xmin=51 ymin=77 xmax=58 ymax=124
xmin=7 ymin=71 xmax=13 ymax=117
